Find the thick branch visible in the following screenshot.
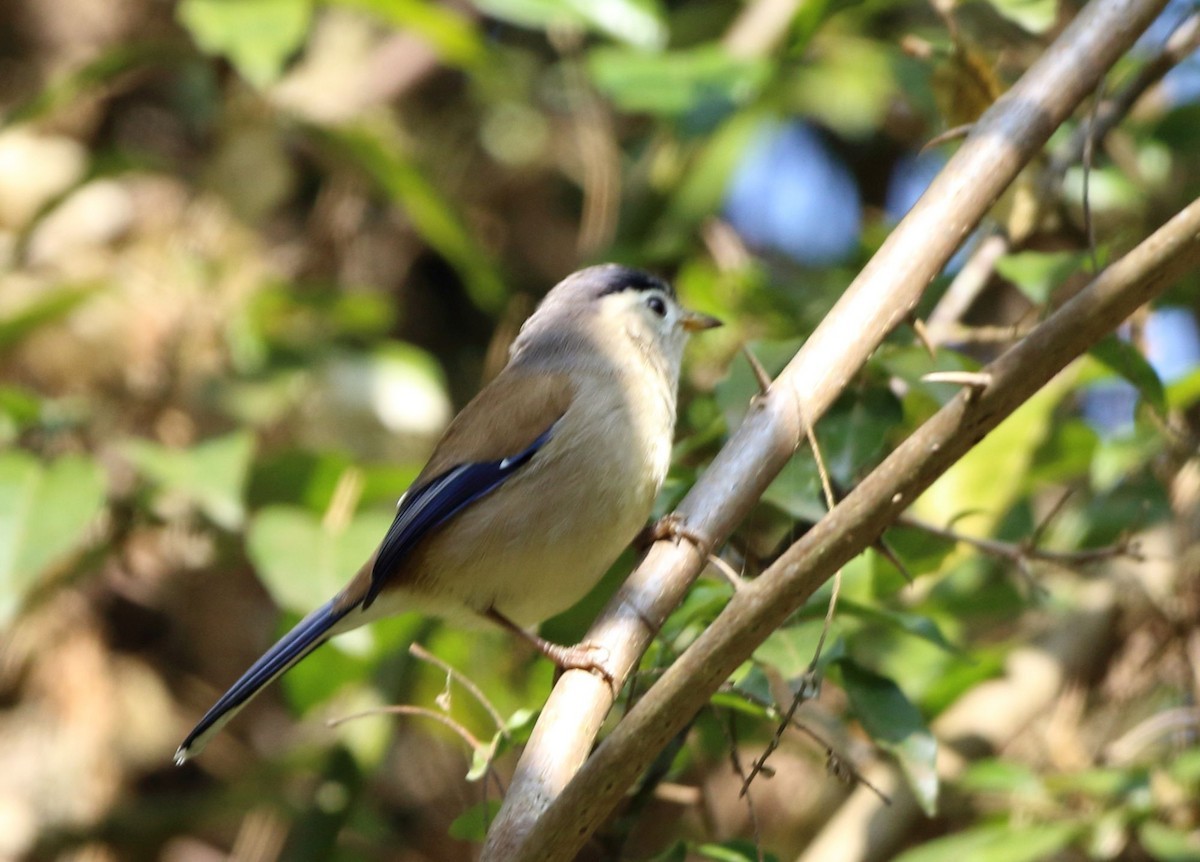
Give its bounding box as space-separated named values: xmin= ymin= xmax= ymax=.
xmin=515 ymin=196 xmax=1200 ymax=862
xmin=482 ymin=0 xmax=1171 ymax=857
xmin=1045 ymin=12 xmax=1200 ymax=181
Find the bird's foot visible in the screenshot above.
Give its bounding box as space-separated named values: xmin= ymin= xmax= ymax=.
xmin=485 ymin=609 xmax=615 ymax=689
xmin=540 ymin=640 xmax=615 ymax=688
xmin=646 ymin=513 xmax=711 ymax=549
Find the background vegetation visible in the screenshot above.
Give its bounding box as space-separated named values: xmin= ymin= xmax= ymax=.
xmin=1 ymin=0 xmax=1198 ymax=860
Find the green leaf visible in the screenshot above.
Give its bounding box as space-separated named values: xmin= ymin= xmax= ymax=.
xmin=663 ymin=111 xmax=764 ymax=234
xmin=754 ymin=618 xmax=841 ymax=680
xmin=959 ymin=759 xmax=1044 ymax=796
xmin=1166 ymin=367 xmax=1200 ymax=411
xmin=1139 ymin=819 xmax=1200 ymax=861
xmin=710 ymin=688 xmax=773 ymax=720
xmin=323 ymin=0 xmax=483 ymax=67
xmin=8 ymin=44 xmax=184 ymax=125
xmin=715 ymin=338 xmax=803 ymax=432
xmin=570 ymin=0 xmax=666 ymax=49
xmin=476 ymin=0 xmax=666 ymax=49
xmin=0 ymin=452 xmax=106 ymax=622
xmin=837 ymin=659 xmax=939 ymax=815
xmin=466 ymin=708 xmax=533 ymax=784
xmin=246 ymin=505 xmax=395 ymax=612
xmin=178 ymin=0 xmax=313 ymax=88
xmin=0 ymin=284 xmax=97 ymax=352
xmin=1028 ymin=417 xmax=1099 ymax=484
xmin=448 ymin=799 xmax=502 ymax=842
xmin=282 ymin=614 xmax=423 ymax=718
xmin=879 ymin=344 xmax=980 ymax=413
xmin=874 ymin=526 xmax=956 ymax=581
xmin=916 ymin=373 xmax=1071 ymax=536
xmin=1168 ymin=747 xmax=1200 ymax=784
xmin=982 ymin=0 xmax=1058 ymax=33
xmin=791 ymin=36 xmax=894 ymax=137
xmin=1063 ymin=165 xmax=1140 ymax=213
xmin=760 ymin=457 xmax=825 ymax=525
xmin=503 ymin=707 xmax=537 ymax=737
xmin=588 ymin=46 xmax=765 ymax=117
xmin=696 ymin=839 xmax=779 ymax=862
xmin=247 ymin=449 xmax=356 ymax=512
xmin=893 ymin=822 xmax=1080 ymax=862
xmin=0 ymin=387 xmax=41 ymax=438
xmin=995 ymin=250 xmax=1086 ymax=304
xmin=646 ymin=842 xmax=688 ymax=862
xmin=124 ymin=431 xmax=254 ymax=530
xmin=659 ymin=580 xmax=734 ymax=646
xmin=467 ymin=735 xmax=500 ymax=781
xmin=816 ymin=385 xmax=903 ymax=482
xmin=1088 ymin=335 xmax=1167 ymax=414
xmin=920 ymin=645 xmax=1006 ymax=716
xmin=837 ymin=599 xmax=960 ymax=654
xmin=1046 ymin=766 xmax=1143 ymax=799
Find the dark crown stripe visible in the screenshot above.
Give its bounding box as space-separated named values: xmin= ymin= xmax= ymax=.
xmin=593 ymin=265 xmax=674 ymax=299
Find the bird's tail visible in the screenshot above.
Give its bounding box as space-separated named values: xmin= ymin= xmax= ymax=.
xmin=174 ymin=599 xmax=353 ymax=764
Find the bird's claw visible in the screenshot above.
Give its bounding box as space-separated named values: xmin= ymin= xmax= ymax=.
xmin=544 ymin=641 xmax=615 ymax=690
xmin=647 ymin=513 xmax=711 ymax=549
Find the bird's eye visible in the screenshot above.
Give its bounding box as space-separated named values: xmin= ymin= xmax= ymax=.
xmin=646 ymin=295 xmax=667 ymax=317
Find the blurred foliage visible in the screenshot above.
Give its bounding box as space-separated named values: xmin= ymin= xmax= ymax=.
xmin=0 ymin=0 xmax=1198 ymax=860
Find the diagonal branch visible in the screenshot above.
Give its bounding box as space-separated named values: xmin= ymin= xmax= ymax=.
xmin=482 ymin=0 xmax=1172 ymax=857
xmin=518 ymin=193 xmax=1200 ymax=862
xmin=1045 ymin=11 xmax=1200 ymax=182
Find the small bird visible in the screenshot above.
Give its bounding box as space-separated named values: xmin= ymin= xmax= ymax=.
xmin=175 ymin=264 xmax=720 ymax=763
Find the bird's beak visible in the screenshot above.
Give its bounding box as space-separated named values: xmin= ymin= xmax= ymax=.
xmin=681 ymin=309 xmax=723 ymax=332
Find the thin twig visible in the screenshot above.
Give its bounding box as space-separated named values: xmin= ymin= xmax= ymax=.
xmin=730 ymin=686 xmax=891 ymax=804
xmin=740 ymin=674 xmax=815 ymax=795
xmin=920 ymin=370 xmax=994 ymax=389
xmin=322 ymin=468 xmax=363 ymax=532
xmin=911 ymin=317 xmax=937 ymax=358
xmin=921 ymin=123 xmax=974 ymax=152
xmin=409 ymin=643 xmax=507 ymax=733
xmin=1029 ymin=487 xmax=1075 ymax=549
xmin=1106 ymin=707 xmax=1200 ymax=765
xmin=721 ymin=712 xmax=766 ymax=862
xmin=873 ymin=537 xmax=916 ymax=584
xmin=723 ymin=0 xmax=806 ymax=58
xmin=549 ymin=27 xmax=620 ymax=256
xmin=803 ymin=414 xmax=841 ymax=670
xmin=740 ymin=407 xmax=843 ymax=794
xmin=743 ymin=345 xmax=774 ymax=395
xmin=328 ymin=704 xmax=486 ymax=750
xmin=926 ymin=232 xmax=1012 ymax=335
xmin=897 ymin=513 xmax=1144 ymax=570
xmin=926 ymin=321 xmax=1037 ymax=345
xmin=702 ymin=218 xmax=753 ymax=272
xmin=708 ymin=553 xmax=749 ymax=591
xmin=1082 ymin=78 xmax=1105 ymax=273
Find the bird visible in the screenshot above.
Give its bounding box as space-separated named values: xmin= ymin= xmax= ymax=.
xmin=175 ymin=264 xmax=721 ymax=764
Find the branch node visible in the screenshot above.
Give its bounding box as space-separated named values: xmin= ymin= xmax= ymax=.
xmin=649 ymin=513 xmax=714 ymax=553
xmin=921 ymin=370 xmax=994 ymax=389
xmin=912 ymin=317 xmax=938 ymax=358
xmin=922 ymin=122 xmax=975 ymax=152
xmin=743 ymin=344 xmax=774 ymax=396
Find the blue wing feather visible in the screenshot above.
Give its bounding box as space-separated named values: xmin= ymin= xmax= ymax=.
xmin=363 ymin=423 xmax=557 ymax=608
xmin=175 ymin=416 xmax=559 ymax=763
xmin=175 ymin=598 xmax=351 ymax=763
